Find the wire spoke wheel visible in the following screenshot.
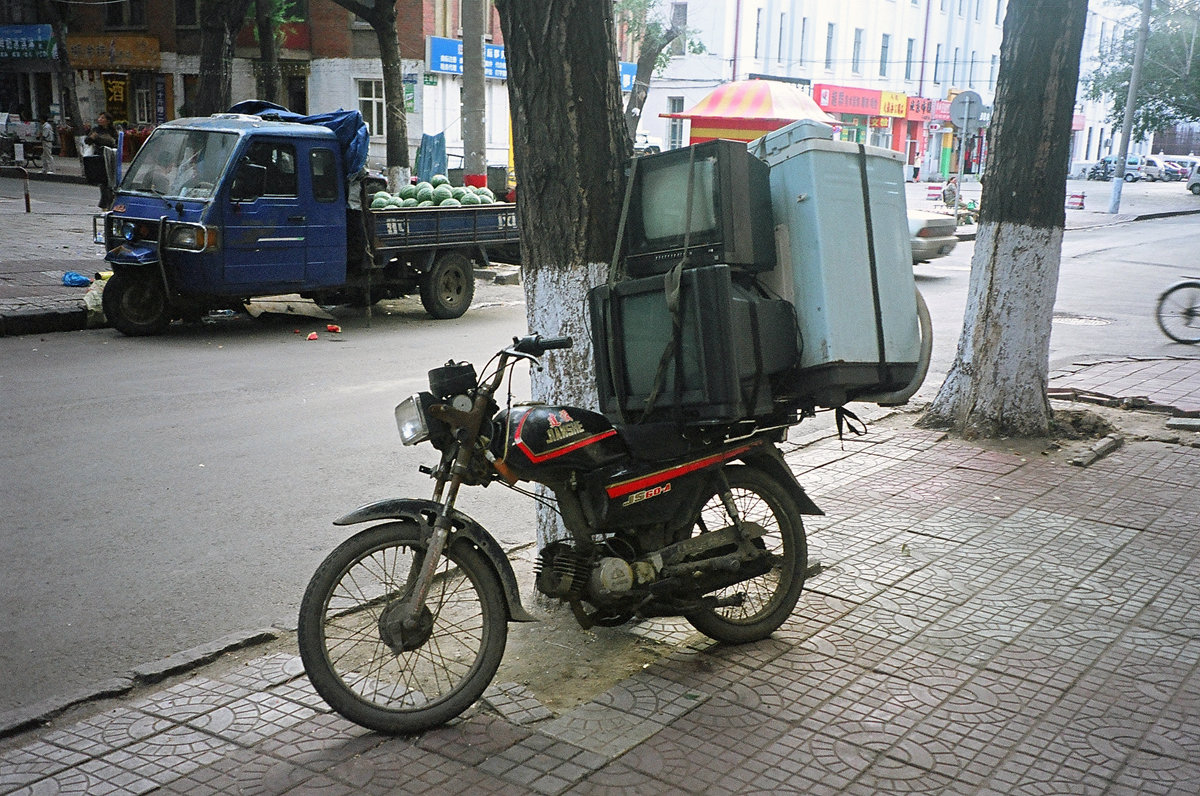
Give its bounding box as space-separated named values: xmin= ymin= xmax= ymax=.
xmin=683 ymin=466 xmax=807 ymax=644
xmin=1155 ymin=282 xmax=1200 ymax=344
xmin=298 ymin=521 xmax=506 ymax=733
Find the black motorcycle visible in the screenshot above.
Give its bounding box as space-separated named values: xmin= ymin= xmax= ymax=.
xmin=298 ymin=334 xmax=819 ymax=733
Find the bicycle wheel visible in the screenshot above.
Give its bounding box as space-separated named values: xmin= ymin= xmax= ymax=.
xmin=1155 ymin=282 xmax=1200 ymax=344
xmin=298 ymin=521 xmax=507 ymax=733
xmin=683 ymin=465 xmax=807 ymax=644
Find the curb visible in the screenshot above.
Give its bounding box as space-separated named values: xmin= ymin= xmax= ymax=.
xmin=0 ymin=305 xmax=89 ymax=337
xmin=0 ymin=627 xmax=280 ymax=739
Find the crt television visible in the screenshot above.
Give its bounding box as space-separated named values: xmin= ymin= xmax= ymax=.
xmin=589 ymin=264 xmax=798 ymax=426
xmin=623 ymin=139 xmax=776 ymax=277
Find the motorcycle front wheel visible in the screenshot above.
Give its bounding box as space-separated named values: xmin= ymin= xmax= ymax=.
xmin=298 ymin=521 xmax=507 ymax=733
xmin=683 ymin=465 xmax=808 ymax=644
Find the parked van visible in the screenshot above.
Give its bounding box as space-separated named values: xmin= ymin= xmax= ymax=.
xmin=1088 ymin=154 xmax=1146 ymax=182
xmin=1141 ymin=155 xmax=1185 ymax=182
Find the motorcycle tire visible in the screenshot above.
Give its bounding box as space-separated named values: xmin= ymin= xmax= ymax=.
xmin=298 ymin=520 xmax=508 ymax=733
xmin=683 ymin=465 xmax=808 ymax=644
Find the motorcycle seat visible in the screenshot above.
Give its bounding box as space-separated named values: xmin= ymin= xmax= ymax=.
xmin=614 ymin=421 xmax=711 ymax=463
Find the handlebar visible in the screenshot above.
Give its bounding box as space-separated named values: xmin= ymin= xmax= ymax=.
xmin=510 ymin=334 xmax=574 ymax=357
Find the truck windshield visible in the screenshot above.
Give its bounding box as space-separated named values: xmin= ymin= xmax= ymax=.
xmin=121 ymin=129 xmax=238 ymax=200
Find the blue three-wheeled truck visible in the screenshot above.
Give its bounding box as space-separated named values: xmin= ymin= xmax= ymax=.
xmin=94 ymin=103 xmax=519 ymax=335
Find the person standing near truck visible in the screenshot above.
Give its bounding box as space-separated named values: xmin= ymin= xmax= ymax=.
xmin=85 ymin=112 xmax=118 ymax=208
xmin=39 ymin=114 xmax=55 ymax=173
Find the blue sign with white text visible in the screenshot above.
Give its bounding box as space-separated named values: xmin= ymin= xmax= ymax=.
xmin=427 ymin=36 xmax=637 ymax=91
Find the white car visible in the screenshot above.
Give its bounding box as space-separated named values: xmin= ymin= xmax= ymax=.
xmin=909 ymin=210 xmax=958 ymax=263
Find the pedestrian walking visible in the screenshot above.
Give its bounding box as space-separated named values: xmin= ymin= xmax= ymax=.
xmin=85 ymin=112 xmax=118 ymax=208
xmin=39 ymin=114 xmax=55 ymax=174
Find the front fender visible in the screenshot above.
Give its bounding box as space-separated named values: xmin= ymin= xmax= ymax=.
xmin=334 ymin=497 xmax=536 ymax=623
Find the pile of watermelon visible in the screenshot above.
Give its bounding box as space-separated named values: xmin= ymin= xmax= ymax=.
xmin=370 ymin=173 xmax=502 ymax=209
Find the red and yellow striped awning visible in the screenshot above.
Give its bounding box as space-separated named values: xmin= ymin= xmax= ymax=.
xmin=662 ymin=79 xmax=836 ymax=144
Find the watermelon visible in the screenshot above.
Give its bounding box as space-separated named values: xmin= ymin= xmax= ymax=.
xmin=416 ymin=184 xmax=434 ymax=203
xmin=432 ymin=185 xmax=454 ymax=203
xmin=460 ymin=191 xmax=481 ymax=205
xmin=370 ymin=196 xmax=390 ymax=209
xmin=401 ymin=197 xmax=418 ymax=207
xmin=417 ymin=200 xmax=435 ymax=207
xmin=439 ymin=197 xmax=461 ymax=207
xmin=431 ymin=174 xmax=450 ymax=187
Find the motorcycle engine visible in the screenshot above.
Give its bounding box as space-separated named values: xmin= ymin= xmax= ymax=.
xmin=534 ymin=541 xmax=656 ymax=603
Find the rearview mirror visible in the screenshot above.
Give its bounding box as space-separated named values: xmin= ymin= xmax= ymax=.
xmin=231 ymin=162 xmax=266 ymax=201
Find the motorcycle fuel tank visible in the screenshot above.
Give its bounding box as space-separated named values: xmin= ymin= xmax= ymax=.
xmin=492 ymin=406 xmax=627 ymax=482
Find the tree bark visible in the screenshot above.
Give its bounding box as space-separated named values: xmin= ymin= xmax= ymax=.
xmin=255 ymin=0 xmax=283 ymax=106
xmin=496 ymin=0 xmax=631 ymax=544
xmin=325 ymin=0 xmax=410 ymax=187
xmin=195 ymin=0 xmax=255 ymax=115
xmin=920 ymin=0 xmax=1088 ymax=438
xmin=40 ymin=0 xmax=82 ymax=134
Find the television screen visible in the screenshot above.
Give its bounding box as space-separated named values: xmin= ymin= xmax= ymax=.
xmin=624 ymin=139 xmax=775 ymax=277
xmin=638 ymin=156 xmax=718 ymax=244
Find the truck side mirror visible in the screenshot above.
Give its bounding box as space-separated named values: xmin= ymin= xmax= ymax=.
xmin=231 ymin=162 xmax=266 ymax=201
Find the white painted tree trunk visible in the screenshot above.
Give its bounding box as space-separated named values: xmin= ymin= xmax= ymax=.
xmin=922 ymin=220 xmax=1061 ymax=437
xmin=523 ymin=260 xmax=609 ymax=547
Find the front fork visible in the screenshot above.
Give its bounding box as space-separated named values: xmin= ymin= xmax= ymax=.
xmin=394 ymin=409 xmax=483 ymax=629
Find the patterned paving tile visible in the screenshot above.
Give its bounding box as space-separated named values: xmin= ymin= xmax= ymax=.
xmin=101 ymin=724 xmax=242 ymax=787
xmin=254 ymin=710 xmax=387 ymax=773
xmin=2 ymin=755 xmax=160 ymax=795
xmin=475 ymin=732 xmax=608 ymax=795
xmin=537 ymin=702 xmax=663 ymax=759
xmin=415 ymin=712 xmax=532 ymax=767
xmin=615 ymin=710 xmax=790 ymax=787
xmin=39 ymin=706 xmax=177 ymax=758
xmin=129 ymin=676 xmax=254 ymax=722
xmin=183 ymin=691 xmax=318 ymax=746
xmin=0 ymin=740 xmax=90 ymax=792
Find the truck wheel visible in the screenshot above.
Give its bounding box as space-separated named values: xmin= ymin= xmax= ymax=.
xmin=421 ymin=252 xmax=475 ymax=319
xmin=102 ymin=270 xmax=171 ymax=336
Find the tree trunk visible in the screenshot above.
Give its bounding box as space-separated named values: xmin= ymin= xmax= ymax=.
xmin=326 ymin=0 xmax=410 ymax=186
xmin=255 ymin=0 xmax=283 ymax=106
xmin=41 ymin=0 xmax=82 ymax=134
xmin=623 ymin=24 xmax=682 ymax=140
xmin=372 ymin=0 xmax=411 ymax=188
xmin=920 ymin=0 xmax=1088 ymax=438
xmin=496 ymin=0 xmax=631 ymax=545
xmin=195 ymin=0 xmax=255 ymax=115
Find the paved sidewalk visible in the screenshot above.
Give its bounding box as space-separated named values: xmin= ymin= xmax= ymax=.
xmin=3 ymin=371 xmax=1200 ymax=793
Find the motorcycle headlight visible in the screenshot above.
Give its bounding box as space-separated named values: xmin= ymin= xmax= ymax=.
xmin=395 ymin=394 xmax=432 ymax=446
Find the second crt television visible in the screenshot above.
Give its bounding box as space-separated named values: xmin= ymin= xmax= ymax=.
xmin=589 ymin=264 xmax=799 ymax=426
xmin=623 ymin=140 xmax=776 ymax=277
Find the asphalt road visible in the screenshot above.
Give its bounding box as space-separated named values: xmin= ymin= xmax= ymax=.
xmin=1 ymin=175 xmax=1197 ymax=717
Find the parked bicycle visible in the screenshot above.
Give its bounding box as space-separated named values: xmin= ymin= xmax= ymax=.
xmin=1155 ymin=277 xmax=1200 ymax=344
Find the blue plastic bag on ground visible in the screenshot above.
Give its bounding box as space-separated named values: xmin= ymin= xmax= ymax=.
xmin=62 ymin=271 xmax=91 ymax=287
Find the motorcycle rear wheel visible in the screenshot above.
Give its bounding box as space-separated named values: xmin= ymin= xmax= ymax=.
xmin=683 ymin=466 xmax=807 ymax=644
xmin=297 ymin=521 xmax=507 ymax=733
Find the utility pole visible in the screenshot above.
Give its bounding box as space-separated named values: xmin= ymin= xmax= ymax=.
xmin=1109 ymin=0 xmax=1153 ymax=214
xmin=462 ymin=0 xmax=487 ymax=184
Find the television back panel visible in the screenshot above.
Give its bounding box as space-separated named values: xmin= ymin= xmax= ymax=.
xmin=750 ymin=122 xmax=921 ymax=407
xmin=590 ymin=265 xmax=798 ymax=426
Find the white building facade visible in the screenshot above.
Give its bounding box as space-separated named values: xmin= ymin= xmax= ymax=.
xmin=637 ymin=0 xmax=1147 ymax=182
